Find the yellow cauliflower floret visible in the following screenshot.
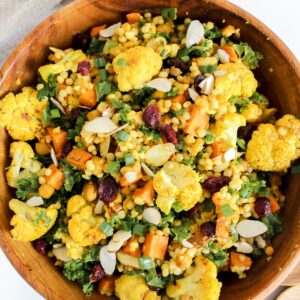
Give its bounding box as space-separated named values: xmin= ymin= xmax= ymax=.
xmin=212 ymin=63 xmax=257 ymax=101
xmin=6 ymin=141 xmax=41 ymax=188
xmin=246 ymin=116 xmax=300 ymax=172
xmin=211 ymin=113 xmax=246 ymax=147
xmin=275 ymin=114 xmax=300 ymax=138
xmin=62 ymin=234 xmax=85 ymax=260
xmin=115 ymin=274 xmax=160 ymax=300
xmin=0 ymin=87 xmax=47 ymax=140
xmin=154 ymin=162 xmax=203 ymax=211
xmin=166 ymin=256 xmax=222 ymax=300
xmin=241 ymin=103 xmax=263 ymax=123
xmin=156 ymin=195 xmax=175 ymax=215
xmin=67 ymin=196 xmax=105 ymax=247
xmin=39 ymin=48 xmax=87 ymax=82
xmin=112 ymin=46 xmax=162 ymax=92
xmin=9 ymin=199 xmax=58 ymax=241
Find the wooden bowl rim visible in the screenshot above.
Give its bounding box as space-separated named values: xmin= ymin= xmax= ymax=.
xmin=0 ymin=0 xmax=299 ymax=299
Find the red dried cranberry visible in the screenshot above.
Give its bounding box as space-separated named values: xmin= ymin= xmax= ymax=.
xmin=159 ymin=124 xmax=179 ymax=146
xmin=169 ymin=59 xmax=190 ymax=73
xmin=90 ymin=264 xmax=105 ymax=282
xmin=142 ymin=105 xmax=161 ymax=129
xmin=78 ymin=60 xmax=91 ymax=75
xmin=33 ymin=238 xmax=48 ymax=255
xmin=254 ymin=197 xmax=272 ymax=217
xmin=62 ymin=141 xmax=73 ymax=157
xmin=202 ymin=176 xmax=231 ymax=193
xmin=103 ymin=54 xmax=112 ymax=63
xmin=98 ymin=175 xmax=119 ymax=203
xmin=72 ymin=32 xmax=91 ymax=51
xmin=200 ymin=222 xmax=216 ymax=237
xmin=184 ymin=204 xmax=199 ymax=217
xmin=237 ymin=124 xmax=258 ymax=143
xmin=194 ymin=74 xmax=206 ymax=94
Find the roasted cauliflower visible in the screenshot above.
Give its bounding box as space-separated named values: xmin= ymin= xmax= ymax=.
xmin=0 ymin=87 xmax=47 ymax=140
xmin=212 ymin=63 xmax=257 ymax=101
xmin=112 ymin=46 xmax=162 ymax=92
xmin=246 ymin=115 xmax=300 ymax=172
xmin=6 ymin=141 xmax=42 ymax=188
xmin=115 ymin=274 xmax=160 ymax=300
xmin=166 ymin=256 xmax=222 ymax=300
xmin=211 ymin=113 xmax=246 ymax=147
xmin=153 ymin=162 xmax=203 ymax=211
xmin=9 ymin=199 xmax=58 ymax=241
xmin=67 ymin=195 xmax=105 ymax=247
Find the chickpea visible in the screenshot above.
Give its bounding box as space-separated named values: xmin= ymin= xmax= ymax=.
xmin=38 ymin=183 xmax=55 ymax=199
xmin=35 ymin=143 xmax=51 ymax=156
xmin=87 ymin=110 xmax=101 ymax=121
xmin=82 ymin=181 xmax=98 ymax=202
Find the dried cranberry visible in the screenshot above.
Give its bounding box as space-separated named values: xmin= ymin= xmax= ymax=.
xmin=142 ymin=105 xmax=161 ymax=129
xmin=237 ymin=124 xmax=258 ymax=143
xmin=70 ymin=107 xmax=82 ymax=123
xmin=200 ymin=222 xmax=216 ymax=237
xmin=90 ymin=264 xmax=105 ymax=282
xmin=254 ymin=197 xmax=272 ymax=217
xmin=201 ymin=176 xmax=231 ymax=193
xmin=72 ymin=32 xmax=91 ymax=51
xmin=194 ymin=74 xmax=206 ymax=94
xmin=62 ymin=141 xmax=73 ymax=157
xmin=103 ymin=54 xmax=112 ymax=63
xmin=184 ymin=204 xmax=199 ymax=217
xmin=98 ymin=175 xmax=119 ymax=203
xmin=169 ymin=59 xmax=190 ymax=73
xmin=33 ymin=238 xmax=48 ymax=255
xmin=159 ymin=124 xmax=179 ymax=146
xmin=78 ymin=60 xmax=91 ymax=75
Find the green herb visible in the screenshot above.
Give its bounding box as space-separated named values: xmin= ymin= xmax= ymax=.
xmin=239 ymin=176 xmax=267 ymax=198
xmin=204 ymin=241 xmax=229 ymax=267
xmin=107 ymin=161 xmax=121 ymax=175
xmin=103 ymin=39 xmax=118 ymax=53
xmin=229 ymin=95 xmax=250 ymax=112
xmin=165 ymin=87 xmax=179 ymax=98
xmin=16 ymin=173 xmax=39 ymax=200
xmin=115 ymin=130 xmax=129 ymax=141
xmin=201 ymin=199 xmax=216 ymax=212
xmin=94 ymin=57 xmax=106 ymax=68
xmin=160 ymin=49 xmax=167 ymax=57
xmin=95 ymin=81 xmax=116 ymax=101
xmin=111 ymin=100 xmax=131 ymax=124
xmin=175 ymin=140 xmax=184 ymax=151
xmin=119 ymin=215 xmax=136 ymax=232
xmin=107 ymin=215 xmax=121 ymax=228
xmin=250 ymin=91 xmax=268 ymax=106
xmin=230 ymin=224 xmax=239 ymax=242
xmin=117 ymin=58 xmax=127 ymax=67
xmin=87 ymin=38 xmax=105 ymax=55
xmin=133 ymin=86 xmax=155 ymax=106
xmin=182 ymin=157 xmax=196 ymax=170
xmin=161 ymin=7 xmax=177 ymax=20
xmin=61 ymin=160 xmax=83 ymax=192
xmin=132 ymin=223 xmax=148 ymax=235
xmin=172 ymin=202 xmax=184 ymax=213
xmin=34 ymin=211 xmax=51 ymax=226
xmin=138 ymin=19 xmax=146 ymax=27
xmin=204 ymin=24 xmax=222 ymax=40
xmin=200 ymin=65 xmax=217 ymax=73
xmin=220 ymin=204 xmax=233 ymax=217
xmin=140 ymin=125 xmax=161 ymax=142
xmin=124 ymin=153 xmax=135 ymax=165
xmin=233 ymin=42 xmax=263 ymax=69
xmin=170 ymin=221 xmax=192 ymax=242
xmin=262 ymin=213 xmax=283 ymax=238
xmin=41 ymin=105 xmax=51 ymax=125
xmin=177 ymin=40 xmax=213 ymax=60
xmin=237 ymin=138 xmax=246 ymax=150
xmin=205 ymin=130 xmax=215 ymax=143
xmin=153 ymin=32 xmax=171 ymax=42
xmin=50 ymin=108 xmax=61 ymax=119
xmin=138 ymin=256 xmax=155 ymax=270
xmin=99 ymin=69 xmax=108 ymax=81
xmin=67 ymin=111 xmax=87 ymax=140
xmin=37 ymin=73 xmax=58 ymax=100
xmin=291 ymin=161 xmax=300 ymax=174
xmin=99 ymin=221 xmax=114 ymax=236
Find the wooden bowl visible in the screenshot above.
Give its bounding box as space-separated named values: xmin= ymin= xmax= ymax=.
xmin=0 ymin=1 xmax=299 ymax=299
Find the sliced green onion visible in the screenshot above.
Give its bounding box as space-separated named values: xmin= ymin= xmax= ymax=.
xmin=132 ymin=223 xmax=147 ymax=236
xmin=50 ymin=108 xmax=61 ymax=119
xmin=180 ymin=55 xmax=190 ymax=63
xmin=138 ymin=256 xmax=155 ymax=270
xmin=107 ymin=161 xmax=121 ymax=174
xmin=99 ymin=69 xmax=108 ymax=82
xmin=124 ymin=153 xmax=135 ymax=165
xmin=115 ymin=130 xmax=129 ymax=141
xmin=161 ymin=8 xmax=177 ymax=20
xmin=94 ymin=57 xmax=106 ymax=68
xmin=99 ymin=221 xmax=114 ymax=236
xmin=220 ymin=204 xmax=233 ymax=217
xmin=200 ymin=65 xmax=217 ymax=73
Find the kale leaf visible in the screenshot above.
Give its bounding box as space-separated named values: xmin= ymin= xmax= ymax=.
xmin=16 ymin=172 xmax=39 ymax=200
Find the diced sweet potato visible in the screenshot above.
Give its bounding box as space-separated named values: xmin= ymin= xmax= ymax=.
xmin=184 ymin=104 xmax=209 ymax=136
xmin=98 ymin=276 xmax=117 ymax=295
xmin=171 ymin=94 xmax=186 ymax=104
xmin=133 ymin=180 xmax=154 ymax=204
xmin=122 ymin=237 xmax=141 ymax=258
xmin=230 ymin=252 xmax=252 ymax=267
xmin=90 ymin=24 xmax=107 ymax=38
xmin=221 ymin=45 xmax=238 ymax=62
xmin=270 ymin=195 xmax=280 ymax=212
xmin=210 ymin=141 xmax=225 ymax=158
xmin=126 ymin=13 xmax=142 ymax=24
xmin=45 ymin=164 xmax=65 ymax=190
xmin=143 ymin=232 xmax=169 ymax=260
xmin=215 ymin=217 xmax=230 ymax=239
xmin=79 ymin=88 xmax=97 ymax=108
xmin=47 ymin=128 xmax=67 ymax=159
xmin=66 ymin=147 xmax=93 ymax=170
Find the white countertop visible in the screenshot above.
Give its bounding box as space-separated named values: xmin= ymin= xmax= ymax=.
xmin=0 ymin=0 xmax=299 ymax=299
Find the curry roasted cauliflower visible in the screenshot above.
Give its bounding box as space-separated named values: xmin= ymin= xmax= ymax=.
xmin=153 ymin=161 xmax=203 ymax=211
xmin=246 ymin=114 xmax=300 ymax=172
xmin=67 ymin=195 xmax=106 ymax=247
xmin=9 ymin=199 xmax=59 ymax=241
xmin=166 ymin=257 xmax=222 ymax=300
xmin=212 ymin=63 xmax=257 ymax=101
xmin=6 ymin=141 xmax=42 ymax=188
xmin=112 ymin=46 xmax=162 ymax=92
xmin=115 ymin=274 xmax=160 ymax=300
xmin=0 ymin=87 xmax=47 ymax=140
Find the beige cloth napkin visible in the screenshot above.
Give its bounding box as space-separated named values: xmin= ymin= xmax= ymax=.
xmin=0 ymin=0 xmax=71 ymax=66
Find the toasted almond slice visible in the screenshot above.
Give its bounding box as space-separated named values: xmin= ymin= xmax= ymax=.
xmin=186 ymin=20 xmax=205 ymax=48
xmin=213 ymin=70 xmax=227 ymax=77
xmin=52 ymin=247 xmax=72 ymax=262
xmin=234 ymin=242 xmax=254 ymax=254
xmin=188 ymin=88 xmax=200 ymax=101
xmin=94 ymin=200 xmax=104 ymax=214
xmin=255 ymin=235 xmax=266 ymax=248
xmin=52 ymin=243 xmax=64 ymax=249
xmin=50 ymin=97 xmax=66 ymax=114
xmin=26 ymin=196 xmax=44 ymax=207
xmin=224 ymin=147 xmax=236 ymax=161
xmin=217 ymin=49 xmax=230 ymax=64
xmin=84 ymin=117 xmax=118 ymax=134
xmin=182 ymin=239 xmax=194 ymax=249
xmin=236 ymin=220 xmax=268 ymax=238
xmin=145 ymin=78 xmax=172 ymax=92
xmin=199 ymin=74 xmax=214 ymax=95
xmin=112 ymin=230 xmax=132 ymax=243
xmin=142 ymin=207 xmax=161 ymax=225
xmin=100 ymin=245 xmax=116 ymax=275
xmin=105 ymin=123 xmax=128 ymax=137
xmin=50 ymin=147 xmax=58 ymax=166
xmin=107 ymin=240 xmax=124 ymax=253
xmin=100 ymin=22 xmax=121 ymax=38
xmin=117 ymin=252 xmax=140 ymax=269
xmin=141 ymin=162 xmax=155 ymax=177
xmin=124 ymin=171 xmax=138 ymax=183
xmin=145 ymin=143 xmax=176 ymax=167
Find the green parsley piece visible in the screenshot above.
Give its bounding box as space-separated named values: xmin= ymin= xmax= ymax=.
xmin=124 ymin=153 xmax=135 ymax=165
xmin=50 ymin=108 xmax=61 ymax=119
xmin=16 ymin=172 xmax=39 ymax=200
xmin=115 ymin=130 xmax=129 ymax=141
xmin=87 ymin=38 xmax=105 ymax=55
xmin=233 ymin=42 xmax=263 ymax=69
xmin=107 ymin=161 xmax=121 ymax=175
xmin=220 ymin=204 xmax=233 ymax=217
xmin=99 ymin=221 xmax=114 ymax=236
xmin=95 ymin=81 xmax=116 ymax=101
xmin=262 ymin=213 xmax=283 ymax=238
xmin=94 ymin=57 xmax=106 ymax=68
xmin=37 ymin=73 xmax=58 ymax=100
xmin=161 ymin=8 xmax=177 ymax=20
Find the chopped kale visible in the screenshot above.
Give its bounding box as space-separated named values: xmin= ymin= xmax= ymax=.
xmin=262 ymin=213 xmax=283 ymax=238
xmin=140 ymin=125 xmax=161 ymax=142
xmin=133 ymin=86 xmax=155 ymax=106
xmin=16 ymin=172 xmax=39 ymax=200
xmin=37 ymin=73 xmax=58 ymax=100
xmin=233 ymin=42 xmax=263 ymax=69
xmin=61 ymin=160 xmax=83 ymax=192
xmin=204 ymin=241 xmax=229 ymax=267
xmin=87 ymin=38 xmax=105 ymax=55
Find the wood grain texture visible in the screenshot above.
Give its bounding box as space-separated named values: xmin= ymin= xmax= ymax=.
xmin=0 ymin=0 xmax=299 ymax=300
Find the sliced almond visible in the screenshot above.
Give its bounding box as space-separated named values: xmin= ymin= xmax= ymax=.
xmin=100 ymin=245 xmax=116 ymax=275
xmin=94 ymin=200 xmax=104 ymax=214
xmin=199 ymin=74 xmax=214 ymax=95
xmin=84 ymin=117 xmax=118 ymax=134
xmin=255 ymin=235 xmax=266 ymax=249
xmin=236 ymin=220 xmax=268 ymax=238
xmin=224 ymin=147 xmax=236 ymax=161
xmin=52 ymin=247 xmax=72 ymax=262
xmin=26 ymin=196 xmax=44 ymax=207
xmin=117 ymin=252 xmax=140 ymax=269
xmin=186 ymin=20 xmax=205 ymax=48
xmin=188 ymin=88 xmax=200 ymax=101
xmin=182 ymin=239 xmax=194 ymax=249
xmin=213 ymin=70 xmax=227 ymax=77
xmin=142 ymin=207 xmax=161 ymax=225
xmin=50 ymin=147 xmax=58 ymax=166
xmin=124 ymin=171 xmax=138 ymax=183
xmin=141 ymin=162 xmax=155 ymax=177
xmin=52 ymin=243 xmax=64 ymax=249
xmin=234 ymin=241 xmax=254 ymax=254
xmin=107 ymin=240 xmax=124 ymax=253
xmin=112 ymin=230 xmax=132 ymax=243
xmin=100 ymin=135 xmax=111 ymax=157
xmin=217 ymin=49 xmax=230 ymax=64
xmin=145 ymin=143 xmax=175 ymax=167
xmin=100 ymin=22 xmax=121 ymax=38
xmin=106 ymin=123 xmax=128 ymax=137
xmin=102 ymin=107 xmax=114 ymax=118
xmin=145 ymin=78 xmax=172 ymax=92
xmin=50 ymin=97 xmax=65 ymax=114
